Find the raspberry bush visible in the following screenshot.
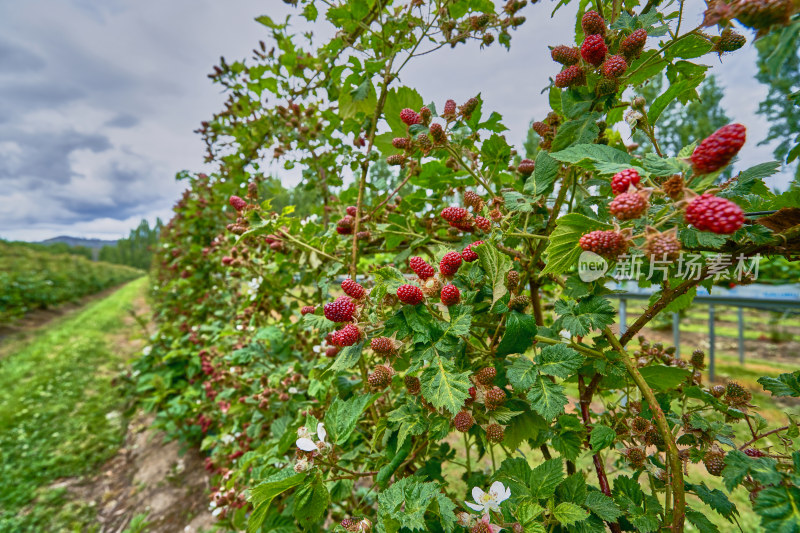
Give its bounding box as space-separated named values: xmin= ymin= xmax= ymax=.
xmin=135 ymin=2 xmax=800 ymax=532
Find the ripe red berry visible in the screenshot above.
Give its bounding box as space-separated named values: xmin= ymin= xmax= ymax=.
xmin=620 ymin=28 xmax=647 ymax=59
xmin=443 ymin=99 xmax=457 ymax=118
xmin=474 ymin=367 xmax=497 ymax=385
xmin=461 ymin=240 xmax=484 ymax=262
xmin=440 ymin=251 xmax=463 ymax=276
xmin=400 ymin=108 xmax=421 ymax=126
xmin=441 ymin=206 xmax=469 ymax=222
xmin=333 ymin=324 xmax=361 ymax=347
xmin=325 ymin=346 xmax=339 ymax=358
xmin=229 ymin=195 xmax=247 ymax=211
xmin=581 ymin=34 xmax=607 ymax=66
xmin=684 ymin=194 xmax=745 ymax=234
xmin=454 ymin=411 xmax=475 ymax=432
xmin=486 ymin=423 xmax=505 ymax=443
xmin=555 ymin=65 xmax=586 ymax=88
xmin=690 ymin=123 xmax=747 ymax=174
xmin=551 ymin=45 xmax=580 ymax=65
xmin=581 ymin=9 xmax=606 ymax=36
xmin=324 ymin=296 xmax=356 ymax=323
xmin=341 ymin=278 xmax=366 ymax=299
xmin=397 ymin=284 xmax=424 ymax=305
xmin=337 ymin=215 xmax=354 ymax=235
xmin=518 ymin=158 xmax=535 ymax=176
xmin=579 ymin=230 xmax=629 ymax=260
xmin=611 ymin=168 xmax=641 ymax=195
xmin=609 ymin=192 xmax=648 ymax=220
xmin=370 ymin=336 xmax=397 ymax=354
xmin=301 ymin=305 xmax=316 ymax=315
xmin=345 ymin=206 xmax=357 ymax=217
xmin=475 ymin=216 xmax=491 ymax=233
xmin=409 ymin=256 xmax=436 ymax=279
xmin=744 ymin=448 xmax=765 ymax=457
xmin=602 ymin=55 xmax=628 ymax=78
xmin=440 ymin=284 xmax=460 ymax=306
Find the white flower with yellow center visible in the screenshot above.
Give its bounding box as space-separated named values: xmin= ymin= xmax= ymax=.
xmin=465 ymin=481 xmax=511 ymax=513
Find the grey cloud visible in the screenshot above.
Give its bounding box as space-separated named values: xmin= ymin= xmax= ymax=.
xmin=0 ymin=38 xmax=46 ymax=73
xmin=105 ymin=113 xmax=139 ymax=128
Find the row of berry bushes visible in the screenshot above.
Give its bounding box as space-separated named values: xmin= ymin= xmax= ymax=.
xmin=135 ymin=1 xmax=800 ymax=532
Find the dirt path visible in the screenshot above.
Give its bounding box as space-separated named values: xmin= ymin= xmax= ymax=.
xmin=44 ymin=283 xmax=215 ymax=533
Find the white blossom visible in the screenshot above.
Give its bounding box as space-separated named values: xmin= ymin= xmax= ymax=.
xmin=465 ymin=481 xmax=511 ymax=513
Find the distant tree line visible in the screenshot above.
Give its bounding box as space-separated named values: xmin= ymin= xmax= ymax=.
xmin=99 ymin=219 xmax=162 ymax=270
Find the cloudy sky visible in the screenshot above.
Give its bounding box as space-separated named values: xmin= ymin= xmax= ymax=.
xmin=0 ymin=1 xmax=792 ymax=242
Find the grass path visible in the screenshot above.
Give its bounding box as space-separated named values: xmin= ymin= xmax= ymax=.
xmin=0 ymin=278 xmax=149 ymax=532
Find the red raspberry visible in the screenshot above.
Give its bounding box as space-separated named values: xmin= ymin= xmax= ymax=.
xmin=611 ymin=168 xmax=642 ymax=195
xmin=440 ymin=206 xmax=469 ymax=222
xmin=461 ymin=240 xmax=484 ymax=262
xmin=442 ymin=99 xmax=457 ymax=118
xmin=341 ymin=278 xmax=365 ymax=299
xmin=429 ymin=123 xmax=447 ymax=144
xmin=300 ymin=305 xmax=316 ymax=315
xmin=609 ymin=192 xmax=648 ymax=220
xmin=397 ymin=284 xmax=424 ymax=305
xmin=346 ymin=206 xmax=357 ymax=216
xmin=368 ymin=365 xmax=393 ymax=389
xmin=458 ymin=97 xmax=479 ymax=119
xmin=602 ymin=55 xmax=628 ymax=78
xmin=550 ymin=45 xmax=580 ymax=65
xmin=690 ymin=123 xmax=747 ymax=174
xmin=475 ymin=217 xmax=491 ymax=233
xmin=323 ymin=296 xmax=356 ymax=323
xmin=554 ymin=65 xmax=586 ymax=88
xmin=392 ymin=137 xmax=411 ymax=149
xmin=229 ymin=195 xmax=247 ymax=211
xmin=221 ymin=256 xmax=233 ymax=265
xmin=333 ymin=324 xmax=361 ymax=347
xmin=454 ymin=411 xmax=475 ymax=432
xmin=579 ymin=230 xmax=629 ymax=260
xmin=370 ymin=336 xmax=397 ymax=354
xmin=325 ymin=346 xmax=339 ymax=358
xmin=409 ymin=256 xmax=436 ymax=279
xmin=440 ymin=251 xmax=463 ymax=276
xmin=620 ymin=28 xmax=647 ymax=59
xmin=400 ymin=108 xmax=421 ymax=126
xmin=518 ymin=159 xmax=535 ymax=176
xmin=341 ymin=519 xmax=358 ymax=532
xmin=474 ymin=367 xmax=496 ymax=385
xmin=581 ymin=34 xmax=607 ymax=66
xmin=486 ymin=423 xmax=505 ymax=443
xmin=581 ymin=9 xmax=606 ymax=36
xmin=744 ymin=448 xmax=765 ymax=458
xmin=450 ymin=219 xmax=476 ymax=233
xmin=405 ymin=375 xmax=421 ymax=395
xmin=440 ymin=284 xmax=460 ymax=306
xmin=337 ymin=215 xmax=354 ymax=235
xmin=685 ymin=194 xmax=744 ymax=234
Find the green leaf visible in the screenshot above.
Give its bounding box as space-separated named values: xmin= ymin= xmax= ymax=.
xmin=584 ymin=491 xmax=622 ymax=521
xmin=549 ymin=144 xmax=632 ymax=174
xmin=758 ymin=371 xmax=800 ymax=397
xmin=541 ymin=214 xmax=611 ymax=276
xmin=372 ymin=266 xmax=407 ymax=302
xmin=507 ymin=356 xmax=538 ymax=390
xmin=589 ymin=424 xmax=616 ymax=452
xmin=328 ymin=341 xmax=364 ymax=372
xmin=754 ymin=485 xmax=800 ymax=533
xmin=442 ymin=305 xmax=473 ymax=338
xmin=686 ymin=507 xmax=721 ymax=533
xmin=302 ymin=312 xmax=335 ymax=332
xmin=551 ymin=429 xmax=583 ymax=461
xmin=387 ymin=402 xmax=429 ymax=449
xmin=524 ymin=150 xmax=560 ymax=197
xmin=666 ymin=35 xmax=713 ymax=59
xmin=551 ymin=112 xmax=601 ymax=151
xmin=685 ymin=482 xmax=738 ymax=521
xmin=723 ymin=450 xmax=782 ymax=492
xmin=481 ymin=133 xmax=512 ymax=171
xmin=527 ymin=375 xmax=568 ymax=420
xmin=474 ymin=242 xmax=512 ymax=307
xmin=420 ymin=355 xmax=471 ymax=416
xmin=638 ymin=365 xmax=691 ymax=392
xmin=553 ymin=502 xmax=589 ymax=526
xmin=534 ymin=344 xmax=584 ymax=379
xmin=679 ymin=228 xmax=727 ymax=250
xmin=497 ymin=311 xmax=538 ymax=356
xmin=294 ymin=473 xmax=330 ymax=525
xmin=384 ymin=87 xmax=424 ymax=135
xmin=247 ymin=469 xmax=306 ymax=533
xmin=554 ymin=296 xmax=616 ymax=337
xmin=324 ymin=393 xmax=378 ymax=445
xmin=529 ymin=458 xmax=564 ymax=500
xmin=648 ymin=76 xmax=703 ymax=125
xmin=377 ymin=477 xmax=457 ymax=533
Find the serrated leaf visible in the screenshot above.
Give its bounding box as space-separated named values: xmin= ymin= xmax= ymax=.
xmin=530 ymin=458 xmax=564 ymax=499
xmin=649 ymin=76 xmax=703 ymax=125
xmin=475 ymin=242 xmax=512 ymax=307
xmin=384 ymin=87 xmax=424 ymax=136
xmin=541 ymin=214 xmax=611 ymax=276
xmin=372 ymin=266 xmax=408 ymax=302
xmin=302 ymin=312 xmax=335 ymax=331
xmin=507 ymin=356 xmax=538 ymax=390
xmin=442 ymin=305 xmax=473 ymax=338
xmin=551 ymin=112 xmax=601 ymax=151
xmin=247 ymin=469 xmax=306 ymax=533
xmin=686 ymin=507 xmax=721 ymax=533
xmin=387 ymin=402 xmax=429 ymax=449
xmin=527 ymin=375 xmax=568 ymax=420
xmin=328 ymin=341 xmax=364 ymax=372
xmin=377 ymin=477 xmax=457 ymax=533
xmin=638 ymin=365 xmax=691 ymax=392
xmin=685 ymin=482 xmax=739 ymax=521
xmin=554 ymin=296 xmax=616 ymax=337
xmin=293 ymin=473 xmax=330 ymax=524
xmin=324 ymin=393 xmax=378 ymax=445
xmin=549 ymin=144 xmax=631 ymax=173
xmin=723 ymin=450 xmax=782 ymax=492
xmin=420 ymin=355 xmax=471 ymax=416
xmin=584 ymin=491 xmax=622 ymax=521
xmin=553 ymin=502 xmax=589 ymax=526
xmin=524 ymin=150 xmax=559 ymax=197
xmin=754 ymin=485 xmax=800 ymax=532
xmin=534 ymin=344 xmax=584 ymax=379
xmin=758 ymin=371 xmax=800 ymax=397
xmin=589 ymin=424 xmax=616 ymax=452
xmin=497 ymin=311 xmax=537 ymax=356
xmin=481 ymin=133 xmax=512 ymax=171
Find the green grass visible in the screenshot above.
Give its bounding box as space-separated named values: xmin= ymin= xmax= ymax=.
xmin=0 ymin=278 xmax=147 ymax=532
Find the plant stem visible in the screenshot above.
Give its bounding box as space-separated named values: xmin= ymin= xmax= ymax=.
xmin=464 ymin=433 xmax=472 ymax=478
